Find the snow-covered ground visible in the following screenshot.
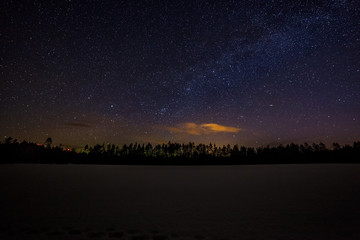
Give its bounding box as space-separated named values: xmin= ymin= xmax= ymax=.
xmin=1 ymin=164 xmax=360 ymax=239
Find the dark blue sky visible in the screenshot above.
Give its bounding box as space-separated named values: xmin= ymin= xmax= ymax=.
xmin=1 ymin=0 xmax=359 ymax=147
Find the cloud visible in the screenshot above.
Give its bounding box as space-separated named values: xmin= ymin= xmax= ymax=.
xmin=201 ymin=123 xmax=240 ymax=133
xmin=166 ymin=122 xmax=241 ymax=135
xmin=65 ymin=122 xmax=92 ymax=128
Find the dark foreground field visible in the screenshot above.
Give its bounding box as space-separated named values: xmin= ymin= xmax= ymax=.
xmin=1 ymin=164 xmax=360 ymax=239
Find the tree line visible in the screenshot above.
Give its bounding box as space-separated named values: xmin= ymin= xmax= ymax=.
xmin=1 ymin=137 xmax=360 ymax=165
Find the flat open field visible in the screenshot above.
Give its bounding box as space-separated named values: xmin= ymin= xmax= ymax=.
xmin=1 ymin=164 xmax=360 ymax=239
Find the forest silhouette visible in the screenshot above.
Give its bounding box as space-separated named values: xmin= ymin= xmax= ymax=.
xmin=1 ymin=137 xmax=359 ymax=165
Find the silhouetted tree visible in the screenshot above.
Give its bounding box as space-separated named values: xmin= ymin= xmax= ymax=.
xmin=45 ymin=137 xmax=52 ymax=148
xmin=332 ymin=142 xmax=341 ymax=150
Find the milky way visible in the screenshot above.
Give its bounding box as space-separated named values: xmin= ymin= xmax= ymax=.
xmin=1 ymin=0 xmax=359 ymax=147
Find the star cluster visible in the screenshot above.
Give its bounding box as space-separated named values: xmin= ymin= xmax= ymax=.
xmin=1 ymin=0 xmax=359 ymax=147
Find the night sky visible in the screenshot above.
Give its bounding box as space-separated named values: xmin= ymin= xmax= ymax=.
xmin=1 ymin=0 xmax=359 ymax=148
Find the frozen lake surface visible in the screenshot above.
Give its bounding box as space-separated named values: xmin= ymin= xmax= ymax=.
xmin=1 ymin=164 xmax=360 ymax=239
